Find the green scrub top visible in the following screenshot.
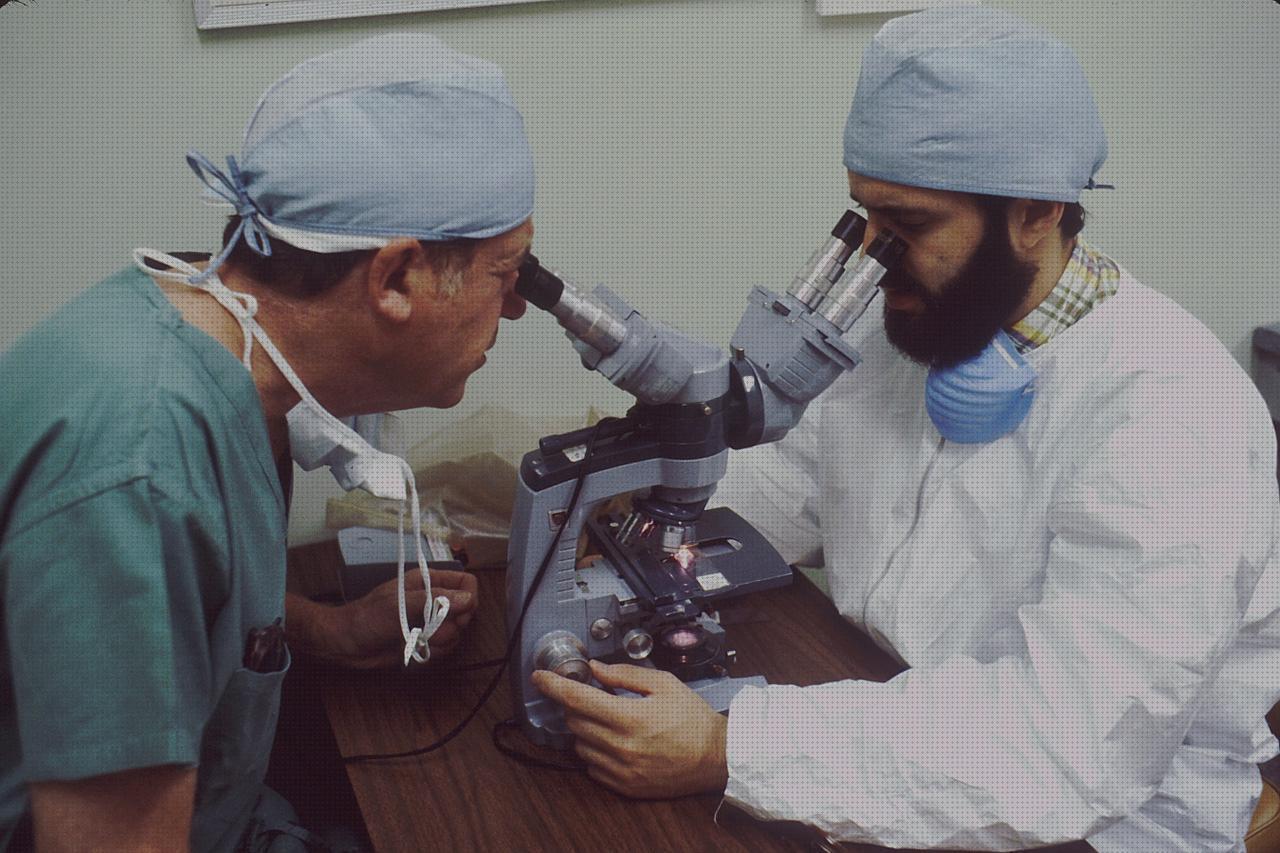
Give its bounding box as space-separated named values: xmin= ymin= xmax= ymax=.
xmin=0 ymin=266 xmax=289 ymax=850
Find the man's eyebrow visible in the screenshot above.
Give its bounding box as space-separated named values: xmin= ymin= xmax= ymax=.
xmin=848 ymin=192 xmax=935 ymax=217
xmin=498 ymin=247 xmax=532 ymax=268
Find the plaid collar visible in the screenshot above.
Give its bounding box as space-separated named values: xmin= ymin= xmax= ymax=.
xmin=1007 ymin=238 xmax=1119 ymax=354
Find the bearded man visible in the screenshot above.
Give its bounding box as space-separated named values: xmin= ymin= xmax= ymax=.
xmin=533 ymin=6 xmax=1280 ymax=851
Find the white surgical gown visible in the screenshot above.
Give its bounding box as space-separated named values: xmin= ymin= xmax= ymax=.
xmin=717 ymin=272 xmax=1280 ymax=852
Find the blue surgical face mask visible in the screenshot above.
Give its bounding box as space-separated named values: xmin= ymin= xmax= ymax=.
xmin=925 ymin=330 xmax=1036 ymax=444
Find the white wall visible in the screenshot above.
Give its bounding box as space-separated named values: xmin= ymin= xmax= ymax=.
xmin=3 ymin=0 xmax=1278 ymax=543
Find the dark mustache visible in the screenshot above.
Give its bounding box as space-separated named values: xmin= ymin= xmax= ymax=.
xmin=877 ymin=268 xmax=928 ymax=301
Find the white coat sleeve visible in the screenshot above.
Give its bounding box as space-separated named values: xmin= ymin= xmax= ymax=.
xmin=710 ymin=403 xmax=825 ymax=568
xmin=723 ymin=379 xmax=1266 ymax=849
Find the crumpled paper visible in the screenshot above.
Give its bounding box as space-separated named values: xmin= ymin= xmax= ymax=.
xmin=325 ymin=405 xmax=601 ymax=567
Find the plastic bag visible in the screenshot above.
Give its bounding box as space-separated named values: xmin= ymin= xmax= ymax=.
xmin=325 ymin=405 xmax=600 ymax=567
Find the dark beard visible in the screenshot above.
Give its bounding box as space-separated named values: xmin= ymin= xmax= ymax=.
xmin=881 ymin=209 xmax=1038 ymax=369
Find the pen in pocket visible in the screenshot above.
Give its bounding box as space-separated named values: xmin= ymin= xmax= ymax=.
xmin=243 ymin=617 xmax=286 ymax=673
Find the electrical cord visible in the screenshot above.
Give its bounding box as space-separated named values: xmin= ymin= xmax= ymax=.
xmin=490 ymin=718 xmax=587 ymax=771
xmin=342 ymin=418 xmax=614 ymax=763
xmin=448 ymin=656 xmax=507 ymax=672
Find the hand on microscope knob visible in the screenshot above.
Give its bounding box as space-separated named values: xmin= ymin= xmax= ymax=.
xmin=531 ymin=659 xmax=729 ymax=799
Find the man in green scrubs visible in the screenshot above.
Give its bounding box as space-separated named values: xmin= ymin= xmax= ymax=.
xmin=0 ymin=34 xmax=533 ymax=851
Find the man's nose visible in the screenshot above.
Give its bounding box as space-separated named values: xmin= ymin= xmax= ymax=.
xmin=502 ymin=292 xmax=527 ymax=321
xmin=861 ymin=218 xmax=883 ymax=253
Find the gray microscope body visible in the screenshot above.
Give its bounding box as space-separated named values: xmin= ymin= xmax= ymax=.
xmin=507 ymin=212 xmax=904 ymax=747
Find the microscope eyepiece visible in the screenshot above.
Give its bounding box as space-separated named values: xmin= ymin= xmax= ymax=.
xmin=515 ymin=254 xmax=564 ymax=311
xmin=866 ymin=231 xmax=908 ymax=268
xmin=787 ymin=210 xmax=868 ymax=309
xmin=831 ymin=209 xmax=868 ymax=247
xmin=515 ymin=254 xmax=630 ymax=356
xmin=813 ymin=227 xmax=906 ymax=332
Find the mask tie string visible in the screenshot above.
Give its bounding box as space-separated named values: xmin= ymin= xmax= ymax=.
xmin=134 ymin=249 xmax=449 ymax=667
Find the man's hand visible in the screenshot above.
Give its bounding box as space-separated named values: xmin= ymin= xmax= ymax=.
xmin=531 ymin=660 xmax=728 ymax=799
xmin=286 ymin=568 xmax=478 ymax=669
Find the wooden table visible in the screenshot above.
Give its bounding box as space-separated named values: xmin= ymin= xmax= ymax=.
xmin=288 ymin=542 xmax=1092 ymax=853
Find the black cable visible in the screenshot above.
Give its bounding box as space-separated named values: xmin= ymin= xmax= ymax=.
xmin=490 ymin=718 xmax=586 ymax=771
xmin=448 ymin=656 xmax=506 ymax=672
xmin=342 ymin=418 xmax=615 ymax=763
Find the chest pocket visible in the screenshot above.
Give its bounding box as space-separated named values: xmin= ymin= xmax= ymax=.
xmin=191 ymin=651 xmax=291 ymax=853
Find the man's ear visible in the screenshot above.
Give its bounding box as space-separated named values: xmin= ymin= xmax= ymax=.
xmin=1006 ymin=198 xmax=1065 ymax=255
xmin=365 ymin=238 xmax=431 ymax=324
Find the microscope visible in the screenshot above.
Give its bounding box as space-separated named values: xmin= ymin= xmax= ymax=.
xmin=507 ymin=212 xmax=905 ymax=747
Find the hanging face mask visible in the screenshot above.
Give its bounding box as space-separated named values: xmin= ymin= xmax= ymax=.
xmin=132 ymin=249 xmax=449 ymax=666
xmin=288 ymin=402 xmax=407 ymax=499
xmin=925 ymin=329 xmax=1037 ymax=444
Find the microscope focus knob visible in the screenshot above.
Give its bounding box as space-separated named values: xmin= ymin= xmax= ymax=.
xmin=534 ymin=630 xmax=592 ymax=683
xmin=623 ymin=628 xmax=654 ymax=661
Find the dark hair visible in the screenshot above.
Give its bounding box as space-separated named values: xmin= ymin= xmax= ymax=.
xmin=968 ymin=194 xmax=1087 ymax=239
xmin=220 ymin=216 xmax=479 ymax=298
xmin=1060 ymin=202 xmax=1087 ymax=238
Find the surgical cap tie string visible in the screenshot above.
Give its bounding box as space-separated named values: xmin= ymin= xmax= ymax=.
xmin=185 ymin=151 xmax=274 ymax=285
xmin=1084 ymin=177 xmax=1116 ymax=191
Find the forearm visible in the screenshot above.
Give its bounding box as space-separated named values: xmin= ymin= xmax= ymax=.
xmin=284 ymin=590 xmax=338 ymax=662
xmin=725 ymin=669 xmax=1119 ymax=850
xmin=705 ymin=714 xmax=730 ymax=793
xmin=284 ymin=573 xmax=475 ymax=670
xmin=31 ymin=765 xmax=196 ymax=853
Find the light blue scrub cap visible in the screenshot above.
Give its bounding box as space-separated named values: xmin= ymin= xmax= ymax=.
xmin=843 ymin=4 xmax=1109 ymax=203
xmin=188 ymin=33 xmax=535 ymax=281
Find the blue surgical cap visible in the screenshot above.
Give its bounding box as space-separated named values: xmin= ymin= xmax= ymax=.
xmin=842 ymin=4 xmax=1108 ymax=203
xmin=188 ymin=33 xmax=535 ymax=279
